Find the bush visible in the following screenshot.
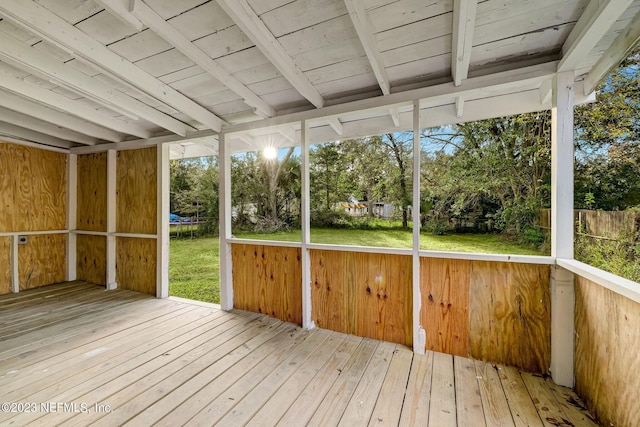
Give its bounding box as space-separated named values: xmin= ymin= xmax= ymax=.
xmin=424 ymin=218 xmax=450 ymax=235
xmin=575 ymin=228 xmax=640 ymax=283
xmin=522 ymin=226 xmax=546 ymax=246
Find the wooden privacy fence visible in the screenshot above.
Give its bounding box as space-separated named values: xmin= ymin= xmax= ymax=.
xmin=231 ymin=242 xmax=551 ymax=374
xmin=538 ymin=209 xmax=640 ymax=239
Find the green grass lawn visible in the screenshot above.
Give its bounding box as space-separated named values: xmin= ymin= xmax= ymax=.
xmin=170 ymin=229 xmax=544 ymax=304
xmin=169 ymin=238 xmax=220 ymax=304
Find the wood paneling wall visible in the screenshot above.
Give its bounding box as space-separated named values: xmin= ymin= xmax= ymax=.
xmin=575 ymin=276 xmax=640 ymax=427
xmin=77 ymin=152 xmax=107 ymax=232
xmin=232 ymin=244 xmax=302 ymax=325
xmin=311 ymin=250 xmax=412 ymax=346
xmin=116 ymin=147 xmax=157 ymax=235
xmin=0 ymin=143 xmax=66 ymax=232
xmin=421 ymin=258 xmax=550 ymax=374
xmin=18 ymin=234 xmax=66 ymax=290
xmin=116 ymin=237 xmax=156 ymax=295
xmin=0 ymin=237 xmax=10 ymax=295
xmin=77 ymin=234 xmax=106 ymax=285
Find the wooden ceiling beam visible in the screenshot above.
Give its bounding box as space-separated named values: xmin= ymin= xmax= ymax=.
xmin=0 ymin=107 xmax=98 ymax=145
xmin=0 ymin=121 xmax=73 ymax=149
xmin=0 ymin=0 xmax=224 ymax=132
xmin=216 ymin=0 xmax=325 ymax=108
xmin=127 ymin=0 xmax=275 ymax=118
xmin=0 ymin=89 xmax=123 ymax=142
xmin=583 ymin=10 xmax=640 ymax=94
xmin=0 ymin=31 xmax=190 ymax=136
xmin=326 ymin=117 xmax=344 ymax=136
xmin=343 ymin=0 xmax=391 ymax=95
xmin=558 ymin=0 xmax=634 ymax=72
xmin=0 ymin=64 xmax=150 ymax=139
xmin=451 ymin=0 xmax=478 ymax=86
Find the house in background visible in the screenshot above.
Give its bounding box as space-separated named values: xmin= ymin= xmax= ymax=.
xmin=0 ymin=0 xmax=639 ymax=425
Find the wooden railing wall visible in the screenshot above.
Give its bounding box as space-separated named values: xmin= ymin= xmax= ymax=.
xmin=0 ymin=142 xmax=67 ymax=293
xmin=231 ymin=243 xmax=552 ymax=373
xmin=575 ymin=275 xmax=640 ymax=427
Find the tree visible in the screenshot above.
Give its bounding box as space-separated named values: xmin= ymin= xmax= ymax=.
xmin=382 ymin=133 xmax=413 ymax=229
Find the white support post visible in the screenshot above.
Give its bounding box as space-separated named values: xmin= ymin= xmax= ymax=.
xmin=219 ymin=132 xmax=233 ymax=311
xmin=550 ymin=71 xmax=575 ymax=387
xmin=156 ymin=142 xmax=170 ymax=298
xmin=10 ymin=235 xmax=19 ymax=293
xmin=412 ymin=100 xmax=425 ymax=353
xmin=66 ymin=153 xmax=77 ymax=281
xmin=301 ymin=119 xmax=314 ymax=330
xmin=106 ymin=149 xmax=118 ymax=290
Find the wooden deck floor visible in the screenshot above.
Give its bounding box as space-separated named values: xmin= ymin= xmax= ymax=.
xmin=0 ymin=282 xmax=598 ymax=426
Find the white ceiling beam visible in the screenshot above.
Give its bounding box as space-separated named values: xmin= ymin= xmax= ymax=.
xmin=558 ymin=0 xmax=634 ymax=72
xmin=326 ymin=117 xmax=344 ymax=136
xmin=225 ymin=61 xmax=559 ymax=134
xmin=539 ymin=79 xmax=553 ymax=105
xmin=0 ymin=108 xmax=98 ymax=145
xmin=127 ymin=0 xmax=275 ymax=118
xmin=94 ymin=0 xmax=144 ymax=32
xmin=0 ymin=122 xmax=72 ymax=149
xmin=215 ymin=0 xmax=324 ymax=108
xmin=389 ymin=109 xmax=400 ymax=127
xmin=0 ymin=0 xmax=224 ymax=132
xmin=0 ymin=66 xmax=150 ymax=139
xmin=584 ymin=10 xmax=640 ymax=94
xmin=232 ymin=133 xmax=255 ymax=146
xmin=0 ymin=32 xmax=190 ymax=136
xmin=451 ymin=0 xmax=478 ymax=86
xmin=0 ymin=90 xmax=123 ymax=142
xmin=455 ymin=96 xmax=464 ymax=118
xmin=343 ymin=0 xmax=390 ymax=95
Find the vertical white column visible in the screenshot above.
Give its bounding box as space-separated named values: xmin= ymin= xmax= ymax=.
xmin=66 ymin=153 xmax=77 ymax=281
xmin=10 ymin=235 xmax=19 ymax=293
xmin=219 ymin=132 xmax=234 ymax=311
xmin=412 ymin=100 xmax=425 ymax=353
xmin=106 ymin=149 xmax=118 ymax=290
xmin=157 ymin=142 xmax=170 ymax=298
xmin=301 ymin=120 xmax=314 ymax=329
xmin=550 ymin=71 xmax=575 ymax=387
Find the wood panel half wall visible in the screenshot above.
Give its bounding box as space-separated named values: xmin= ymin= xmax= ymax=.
xmin=311 ymin=250 xmax=413 ymax=346
xmin=421 ymin=258 xmax=551 ymax=374
xmin=77 ymin=152 xmax=107 ymax=232
xmin=0 ymin=237 xmax=10 ymax=295
xmin=76 ymin=234 xmax=106 ymax=286
xmin=232 ymin=243 xmax=302 ymax=325
xmin=18 ymin=234 xmax=66 ymax=290
xmin=575 ymin=276 xmax=640 ymax=427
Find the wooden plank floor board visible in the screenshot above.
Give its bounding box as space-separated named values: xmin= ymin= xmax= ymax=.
xmin=454 ymin=356 xmax=486 ymax=427
xmin=0 ymin=283 xmax=599 ymax=427
xmin=476 ymin=361 xmax=516 ymax=426
xmin=399 ymin=350 xmax=434 ymax=426
xmin=276 ymin=334 xmax=363 ymax=427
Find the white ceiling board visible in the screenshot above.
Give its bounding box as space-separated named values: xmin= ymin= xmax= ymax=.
xmin=166 ymin=1 xmax=234 ymax=41
xmin=246 ymin=0 xmax=293 ymax=16
xmin=233 ymin=63 xmax=283 ymax=86
xmin=170 ymin=72 xmax=226 ymax=98
xmin=210 ymin=99 xmax=254 ymax=117
xmin=215 ymin=47 xmax=272 ymax=75
xmin=376 ymin=14 xmax=451 ymax=52
xmin=0 ymin=19 xmax=39 ymax=43
xmin=158 ymin=65 xmax=204 ymax=84
xmin=109 ymin=30 xmax=174 ymax=63
xmin=277 ymin=15 xmax=358 ymax=57
xmin=31 ymin=40 xmax=73 ymax=63
xmin=134 ymin=48 xmax=196 ymax=77
xmin=35 ymin=0 xmax=103 ymax=25
xmin=0 ymin=121 xmax=73 ymax=149
xmin=305 ymin=57 xmax=372 ymax=86
xmin=248 ymin=76 xmax=299 ymax=96
xmin=194 ymin=89 xmax=243 ymax=107
xmin=261 ymin=88 xmax=311 ymax=109
xmin=474 ymin=2 xmax=587 ymax=46
xmin=476 ymin=0 xmax=586 ymax=27
xmin=382 ymin=35 xmax=451 ymax=68
xmin=259 ymin=0 xmax=347 ymax=38
xmin=142 ymin=0 xmax=209 ymax=20
xmin=75 ymin=10 xmax=137 ymax=45
xmin=193 ymin=26 xmax=255 ymax=60
xmin=386 ymin=54 xmax=452 ymax=85
xmin=471 ymin=24 xmax=573 ymax=66
xmin=293 ymin=37 xmax=366 ymax=72
xmin=368 ymin=0 xmax=453 ymax=33
xmin=315 ymin=73 xmax=380 ymax=98
xmin=0 ymin=107 xmax=99 ymax=145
